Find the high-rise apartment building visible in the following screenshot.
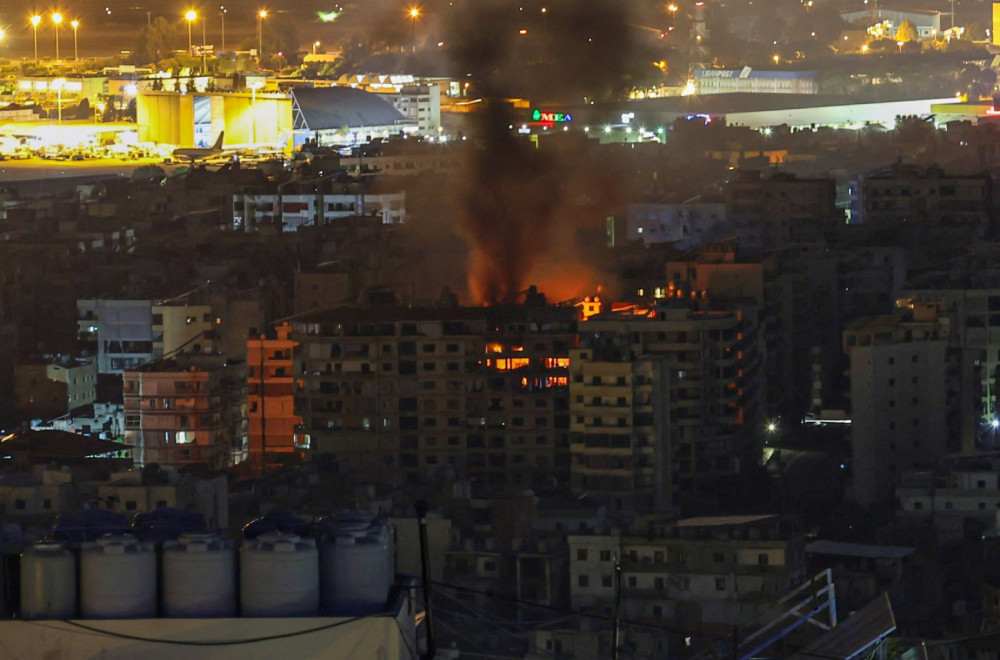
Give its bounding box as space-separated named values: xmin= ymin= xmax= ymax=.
xmin=292 ymin=305 xmax=574 ymax=491
xmin=573 ymin=299 xmax=764 ymax=514
xmin=898 ymin=284 xmax=1000 ymax=453
xmin=843 ymin=306 xmax=953 ymax=505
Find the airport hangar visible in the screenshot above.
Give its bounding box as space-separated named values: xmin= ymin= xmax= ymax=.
xmin=136 ymin=86 xmax=412 ymax=151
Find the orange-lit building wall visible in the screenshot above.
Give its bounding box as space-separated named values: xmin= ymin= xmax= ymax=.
xmin=247 ymin=322 xmax=303 ymax=469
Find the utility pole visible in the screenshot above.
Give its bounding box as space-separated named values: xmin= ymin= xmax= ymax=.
xmin=416 ymin=500 xmax=436 ymax=660
xmin=259 ymin=334 xmax=266 ymax=475
xmin=612 ymin=553 xmax=622 ymax=660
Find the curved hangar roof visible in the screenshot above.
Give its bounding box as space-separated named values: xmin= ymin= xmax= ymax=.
xmin=291 ymin=86 xmax=406 ymax=131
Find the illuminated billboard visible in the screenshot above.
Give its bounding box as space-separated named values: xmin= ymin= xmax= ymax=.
xmin=530 ymin=108 xmax=572 ymax=123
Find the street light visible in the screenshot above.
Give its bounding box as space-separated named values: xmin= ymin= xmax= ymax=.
xmin=70 ymin=20 xmax=78 ymax=61
xmin=667 ymin=2 xmax=678 ymax=25
xmin=200 ymin=13 xmax=207 ymax=73
xmin=248 ymin=78 xmax=264 ymax=144
xmin=219 ymin=5 xmax=226 ymax=52
xmin=896 ymin=39 xmax=904 ymax=53
xmin=185 ymin=10 xmax=196 ymax=55
xmin=257 ymin=9 xmax=267 ymax=62
xmin=51 ymin=12 xmax=62 ymax=61
xmin=313 ymin=40 xmax=320 ymax=54
xmin=30 ymin=15 xmax=40 ymax=63
xmin=408 ymin=7 xmax=419 ymax=53
xmin=52 ymin=77 xmax=66 ymax=125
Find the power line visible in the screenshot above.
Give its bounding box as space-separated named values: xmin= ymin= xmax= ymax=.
xmin=431 ymin=580 xmax=732 ymax=641
xmin=56 ymin=611 xmax=385 ymax=646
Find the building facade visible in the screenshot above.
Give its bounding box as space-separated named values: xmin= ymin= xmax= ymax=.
xmin=573 ymin=300 xmax=764 ymax=514
xmin=292 ymin=306 xmax=574 ymax=491
xmin=123 ymin=355 xmax=246 ymax=469
xmin=843 ymin=308 xmax=952 ymax=506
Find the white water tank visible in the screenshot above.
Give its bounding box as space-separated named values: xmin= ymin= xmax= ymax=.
xmin=20 ymin=543 xmax=76 ymax=619
xmin=320 ymin=517 xmax=393 ymax=615
xmin=80 ymin=535 xmax=156 ymax=619
xmin=240 ymin=532 xmax=319 ymax=617
xmin=162 ymin=533 xmax=237 ymax=617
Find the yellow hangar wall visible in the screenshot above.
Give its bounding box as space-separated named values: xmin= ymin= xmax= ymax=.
xmin=137 ymin=91 xmax=293 ymax=147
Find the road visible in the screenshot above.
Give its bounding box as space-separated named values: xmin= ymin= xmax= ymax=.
xmin=0 ymin=157 xmax=180 ymax=195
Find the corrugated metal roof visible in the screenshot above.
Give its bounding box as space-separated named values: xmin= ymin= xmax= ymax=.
xmin=292 ymin=86 xmax=406 ymax=131
xmin=806 ymin=539 xmax=915 ymax=559
xmin=787 ymin=593 xmax=896 ymax=660
xmin=676 ymin=514 xmax=777 ymax=527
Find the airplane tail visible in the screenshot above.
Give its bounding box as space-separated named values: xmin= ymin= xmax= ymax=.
xmin=212 ymin=131 xmax=225 ymax=150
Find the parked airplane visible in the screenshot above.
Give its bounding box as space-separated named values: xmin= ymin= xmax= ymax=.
xmin=171 ymin=131 xmax=295 ymax=164
xmin=172 ymin=132 xmax=226 ymax=163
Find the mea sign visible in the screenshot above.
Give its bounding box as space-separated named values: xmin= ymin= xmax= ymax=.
xmin=531 ymin=108 xmax=572 ymax=123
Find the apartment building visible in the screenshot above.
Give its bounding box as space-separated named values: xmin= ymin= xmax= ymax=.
xmin=843 ymin=306 xmax=953 ymax=505
xmin=898 ymin=283 xmax=1000 ymax=453
xmin=897 ymin=461 xmax=1000 ymax=541
xmin=724 ymin=170 xmax=839 ymax=250
xmin=848 ymin=164 xmax=992 ymax=237
xmin=77 ymin=299 xmax=154 ymax=374
xmin=292 ymin=305 xmax=574 ymax=491
xmin=573 ymin=299 xmax=764 ymax=515
xmin=625 ymin=202 xmax=727 ymax=250
xmin=233 ymin=191 xmax=406 ymax=231
xmin=568 ymin=515 xmax=807 ymax=626
xmin=247 ymin=322 xmax=306 ymax=470
xmin=14 ymin=356 xmax=97 ymax=419
xmin=123 ymin=354 xmax=247 ymax=470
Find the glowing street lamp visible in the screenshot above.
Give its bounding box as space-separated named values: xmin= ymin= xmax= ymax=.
xmin=185 ymin=10 xmax=196 ymax=55
xmin=219 ymin=5 xmax=226 ymax=51
xmin=313 ymin=40 xmax=320 ymax=54
xmin=52 ymin=77 xmax=66 ymax=124
xmin=51 ymin=12 xmax=62 ymax=61
xmin=896 ymin=39 xmax=904 ymax=53
xmin=772 ymin=53 xmax=780 ymax=64
xmin=257 ymin=9 xmax=267 ymax=62
xmin=667 ymin=2 xmax=678 ymax=25
xmin=408 ymin=7 xmax=419 ymax=53
xmin=30 ymin=15 xmax=41 ymax=62
xmin=70 ymin=20 xmax=79 ymax=61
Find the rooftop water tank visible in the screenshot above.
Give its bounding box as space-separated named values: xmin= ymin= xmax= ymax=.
xmin=53 ymin=508 xmax=129 ymax=543
xmin=132 ymin=507 xmax=208 ymax=543
xmin=80 ymin=535 xmax=156 ymax=619
xmin=20 ymin=542 xmax=76 ymax=620
xmin=241 ymin=511 xmax=312 ymax=540
xmin=240 ymin=532 xmax=319 ymax=617
xmin=162 ymin=533 xmax=237 ymax=618
xmin=318 ymin=513 xmax=393 ymax=616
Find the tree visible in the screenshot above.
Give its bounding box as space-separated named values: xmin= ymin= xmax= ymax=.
xmin=896 ymin=20 xmax=918 ymax=43
xmin=965 ymin=22 xmax=987 ymax=41
xmin=240 ymin=19 xmax=299 ymax=66
xmin=133 ymin=16 xmax=178 ymax=66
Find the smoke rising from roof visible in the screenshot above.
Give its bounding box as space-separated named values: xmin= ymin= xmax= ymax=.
xmin=444 ymin=0 xmax=638 ymax=304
